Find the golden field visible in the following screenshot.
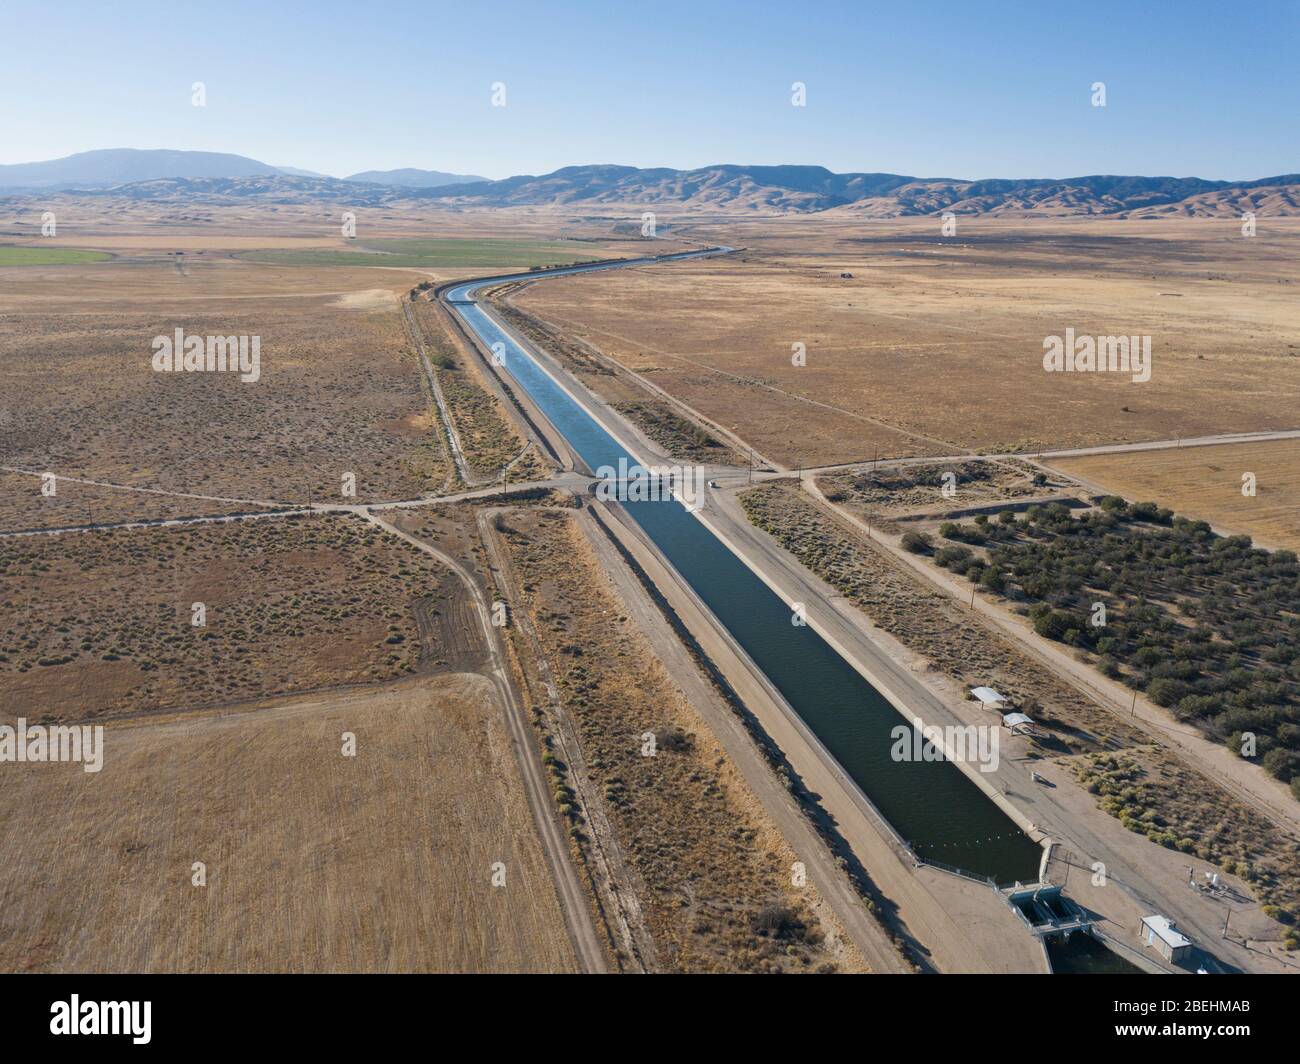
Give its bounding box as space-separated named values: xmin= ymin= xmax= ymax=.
xmin=513 ymin=216 xmax=1300 ymax=467
xmin=1048 ymin=438 xmax=1300 ymax=551
xmin=0 ymin=674 xmax=575 ymax=972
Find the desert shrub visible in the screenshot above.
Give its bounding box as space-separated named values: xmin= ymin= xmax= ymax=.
xmin=654 ymin=727 xmax=694 ymax=753
xmin=1130 ymin=500 xmax=1173 ymax=524
xmin=934 ymin=545 xmax=972 ymax=569
xmin=1033 ymin=608 xmax=1078 ymax=642
xmin=1262 ymin=747 xmax=1300 ymax=783
xmin=1146 ymin=677 xmax=1190 ymax=708
xmin=750 ymin=905 xmax=806 ymax=940
xmin=900 ymin=531 xmax=932 ymax=554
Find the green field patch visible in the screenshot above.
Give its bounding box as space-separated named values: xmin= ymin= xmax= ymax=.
xmin=241 ymin=237 xmax=610 ymax=269
xmin=0 ymin=246 xmax=112 ymax=265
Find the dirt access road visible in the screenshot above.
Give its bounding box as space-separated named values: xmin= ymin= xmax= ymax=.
xmin=363 ymin=511 xmax=609 ymax=973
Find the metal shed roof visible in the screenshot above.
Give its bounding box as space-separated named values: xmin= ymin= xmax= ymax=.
xmin=1142 ymin=914 xmax=1192 ymax=949
xmin=970 ymin=686 xmax=1007 ymax=704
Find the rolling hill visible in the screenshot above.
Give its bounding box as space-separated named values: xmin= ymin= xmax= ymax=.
xmin=5 ymin=150 xmax=1296 ymax=217
xmin=418 ymin=165 xmax=1300 ymax=217
xmin=0 ymin=149 xmax=283 ymax=190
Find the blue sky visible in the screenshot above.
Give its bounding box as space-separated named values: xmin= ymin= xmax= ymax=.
xmin=2 ymin=0 xmax=1296 ymax=180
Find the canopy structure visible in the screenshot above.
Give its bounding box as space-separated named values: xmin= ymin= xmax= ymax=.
xmin=1002 ymin=712 xmax=1034 ymax=733
xmin=970 ymin=686 xmax=1008 ymax=706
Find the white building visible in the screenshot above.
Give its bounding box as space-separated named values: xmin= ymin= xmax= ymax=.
xmin=1141 ymin=915 xmax=1193 ymax=964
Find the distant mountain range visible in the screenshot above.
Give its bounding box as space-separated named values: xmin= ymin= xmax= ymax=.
xmin=417 ymin=164 xmax=1300 ymax=218
xmin=3 ymin=150 xmax=1297 ymax=218
xmin=0 ymin=149 xmax=283 ymax=189
xmin=343 ymin=167 xmax=487 ymax=187
xmin=0 ymin=150 xmax=484 ymax=192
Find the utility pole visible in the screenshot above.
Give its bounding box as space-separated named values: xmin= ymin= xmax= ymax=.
xmin=1131 ymin=689 xmax=1138 ymax=716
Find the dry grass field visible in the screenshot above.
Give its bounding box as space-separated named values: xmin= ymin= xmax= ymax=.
xmin=0 ymin=256 xmax=451 ymax=526
xmin=819 ymin=457 xmax=1076 ymax=531
xmin=6 ymin=194 xmax=1297 ymax=971
xmin=0 ymin=196 xmax=687 ymax=260
xmin=515 ymin=217 xmax=1300 ymax=467
xmin=0 ymin=205 xmax=680 ymax=529
xmin=408 ymin=300 xmax=547 ymax=483
xmin=0 ymin=513 xmax=470 ymax=723
xmin=0 ymin=471 xmax=270 ymax=534
xmin=494 ymin=505 xmax=863 ymax=973
xmin=1048 ymin=439 xmax=1300 ymax=551
xmin=0 ymin=673 xmax=576 ymax=973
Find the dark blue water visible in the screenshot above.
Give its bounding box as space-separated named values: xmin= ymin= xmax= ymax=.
xmin=1046 ymin=933 xmax=1144 ymax=974
xmin=450 ymin=262 xmax=1043 ymax=884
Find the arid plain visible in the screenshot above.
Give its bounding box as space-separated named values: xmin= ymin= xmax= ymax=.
xmin=3 ymin=197 xmax=1300 ymax=974
xmin=514 ymin=215 xmax=1300 ymax=467
xmin=0 ymin=204 xmax=867 ymax=973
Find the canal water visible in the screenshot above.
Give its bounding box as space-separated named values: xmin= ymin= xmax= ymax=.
xmin=449 ymin=263 xmax=1044 ymax=884
xmin=1045 ymin=932 xmax=1145 ymax=974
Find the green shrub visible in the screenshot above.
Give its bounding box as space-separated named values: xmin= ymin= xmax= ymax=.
xmin=900 ymin=531 xmax=932 ymax=554
xmin=935 ymin=545 xmax=972 ymax=568
xmin=1033 ymin=609 xmax=1077 ymax=642
xmin=1145 ymin=677 xmax=1189 ymax=708
xmin=1262 ymin=747 xmax=1300 ymax=782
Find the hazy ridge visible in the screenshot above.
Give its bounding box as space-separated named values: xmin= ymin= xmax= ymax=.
xmin=3 ymin=150 xmax=1296 ymax=217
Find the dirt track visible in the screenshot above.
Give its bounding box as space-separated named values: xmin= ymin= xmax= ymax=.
xmin=362 ymin=511 xmax=609 ymax=973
